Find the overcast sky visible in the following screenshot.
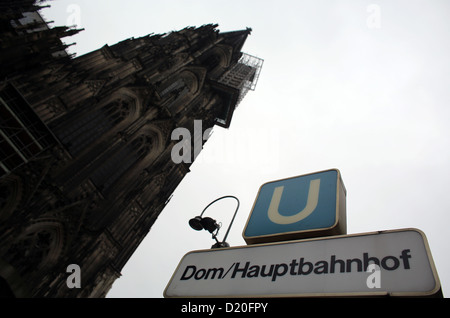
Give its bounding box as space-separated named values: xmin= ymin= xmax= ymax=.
xmin=42 ymin=0 xmax=450 ymax=298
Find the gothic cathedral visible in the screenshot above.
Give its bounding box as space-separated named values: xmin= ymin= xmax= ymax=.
xmin=0 ymin=1 xmax=262 ymax=297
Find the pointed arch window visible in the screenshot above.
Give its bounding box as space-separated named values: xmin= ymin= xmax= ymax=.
xmin=204 ymin=54 xmax=222 ymax=72
xmin=90 ymin=134 xmax=152 ymax=194
xmin=54 ymin=97 xmax=134 ymax=156
xmin=4 ymin=222 xmax=64 ymax=274
xmin=158 ymin=71 xmax=202 ymax=115
xmin=159 ymin=78 xmax=186 ymax=97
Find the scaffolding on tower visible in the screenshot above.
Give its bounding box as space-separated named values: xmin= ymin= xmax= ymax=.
xmin=218 ymin=52 xmax=264 ymax=107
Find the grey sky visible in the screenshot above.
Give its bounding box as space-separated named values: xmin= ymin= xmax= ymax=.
xmin=42 ymin=0 xmax=450 ymax=297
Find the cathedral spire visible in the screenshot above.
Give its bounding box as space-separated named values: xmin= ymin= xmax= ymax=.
xmin=220 ymin=28 xmax=253 ymax=62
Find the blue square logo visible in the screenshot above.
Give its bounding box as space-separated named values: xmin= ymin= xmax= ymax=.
xmin=243 ymin=169 xmax=346 ymax=244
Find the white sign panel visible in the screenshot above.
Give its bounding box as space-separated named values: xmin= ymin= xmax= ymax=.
xmin=164 ymin=228 xmax=441 ymax=297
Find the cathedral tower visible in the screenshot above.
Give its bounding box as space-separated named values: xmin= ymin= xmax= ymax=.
xmin=0 ymin=2 xmax=262 ymax=297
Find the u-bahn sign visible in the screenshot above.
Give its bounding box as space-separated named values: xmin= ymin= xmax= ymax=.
xmin=164 ymin=229 xmax=442 ymax=298
xmin=243 ymin=169 xmax=347 ymax=244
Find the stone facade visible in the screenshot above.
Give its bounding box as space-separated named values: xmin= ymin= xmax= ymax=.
xmin=0 ymin=1 xmax=260 ymax=297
